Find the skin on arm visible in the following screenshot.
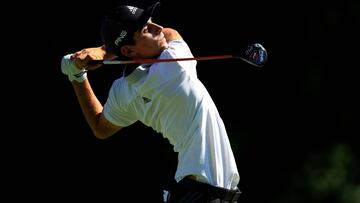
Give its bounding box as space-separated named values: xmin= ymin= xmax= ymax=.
xmin=71 ymin=46 xmax=122 ymax=139
xmin=162 ymin=28 xmax=183 ymax=42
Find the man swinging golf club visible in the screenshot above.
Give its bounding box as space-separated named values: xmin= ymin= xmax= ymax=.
xmin=61 ymin=2 xmax=241 ymax=202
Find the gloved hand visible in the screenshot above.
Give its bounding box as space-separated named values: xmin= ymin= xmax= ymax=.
xmin=61 ymin=54 xmax=88 ymax=83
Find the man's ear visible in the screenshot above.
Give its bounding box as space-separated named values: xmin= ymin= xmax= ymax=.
xmin=120 ymin=45 xmax=136 ymax=57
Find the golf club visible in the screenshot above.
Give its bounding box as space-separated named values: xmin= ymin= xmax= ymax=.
xmin=88 ymin=43 xmax=268 ymax=68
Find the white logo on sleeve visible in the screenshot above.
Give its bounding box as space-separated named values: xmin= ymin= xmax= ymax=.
xmin=114 ymin=30 xmax=127 ymax=46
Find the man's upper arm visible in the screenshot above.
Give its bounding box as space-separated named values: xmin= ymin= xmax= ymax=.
xmin=163 ymin=28 xmax=183 ymax=42
xmin=95 ymin=113 xmax=123 ymax=139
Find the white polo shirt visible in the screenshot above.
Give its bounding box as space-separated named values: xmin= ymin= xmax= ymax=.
xmin=103 ymin=40 xmax=240 ymax=189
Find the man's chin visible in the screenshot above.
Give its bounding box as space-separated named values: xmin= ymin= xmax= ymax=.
xmin=160 ymin=42 xmax=169 ymax=51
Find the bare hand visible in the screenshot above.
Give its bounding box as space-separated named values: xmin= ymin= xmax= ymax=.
xmin=71 ymin=46 xmax=107 ymax=70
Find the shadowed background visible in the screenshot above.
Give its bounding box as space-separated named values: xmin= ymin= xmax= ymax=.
xmin=4 ymin=0 xmax=359 ymax=202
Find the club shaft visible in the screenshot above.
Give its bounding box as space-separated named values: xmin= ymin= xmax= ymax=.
xmin=89 ymin=55 xmax=234 ymax=65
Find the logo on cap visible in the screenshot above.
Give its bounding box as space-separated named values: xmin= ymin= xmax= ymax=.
xmin=114 ymin=30 xmax=128 ymax=46
xmin=126 ymin=6 xmax=137 ymax=14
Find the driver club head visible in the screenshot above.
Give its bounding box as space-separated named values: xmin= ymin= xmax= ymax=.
xmin=238 ymin=43 xmax=268 ymax=68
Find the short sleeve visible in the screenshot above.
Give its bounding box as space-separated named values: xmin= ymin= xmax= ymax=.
xmin=103 ymin=79 xmax=137 ymax=127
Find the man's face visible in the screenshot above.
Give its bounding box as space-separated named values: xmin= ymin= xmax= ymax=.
xmin=131 ymin=19 xmax=168 ymax=59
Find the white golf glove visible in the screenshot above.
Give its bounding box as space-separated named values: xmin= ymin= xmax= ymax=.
xmin=61 ymin=54 xmax=87 ymax=83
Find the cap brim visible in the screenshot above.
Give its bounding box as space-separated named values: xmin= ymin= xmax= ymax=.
xmin=136 ymin=2 xmax=160 ymax=29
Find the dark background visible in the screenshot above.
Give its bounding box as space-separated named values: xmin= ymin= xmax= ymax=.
xmin=4 ymin=0 xmax=359 ymax=202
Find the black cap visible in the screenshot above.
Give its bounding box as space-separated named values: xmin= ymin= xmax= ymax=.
xmin=101 ymin=2 xmax=160 ymax=56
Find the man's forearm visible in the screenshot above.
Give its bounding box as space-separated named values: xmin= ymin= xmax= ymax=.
xmin=72 ymin=80 xmax=103 ymax=135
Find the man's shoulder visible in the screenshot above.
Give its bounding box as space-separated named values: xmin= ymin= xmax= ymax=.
xmin=168 ymin=39 xmax=187 ymax=48
xmin=110 ymin=77 xmax=129 ymax=91
xmin=164 ymin=40 xmax=191 ymax=56
xmin=163 ymin=28 xmax=183 ymax=42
